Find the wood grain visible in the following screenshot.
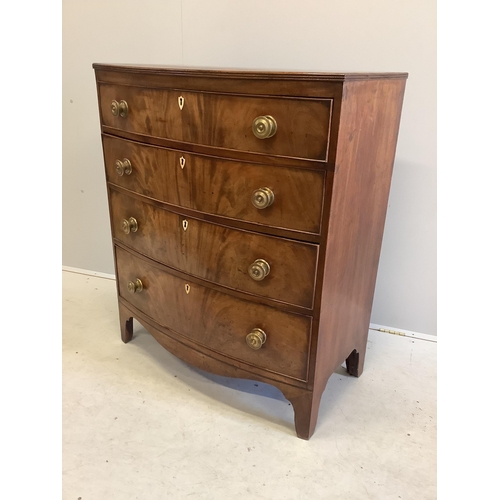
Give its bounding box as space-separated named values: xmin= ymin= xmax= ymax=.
xmin=98 ymin=83 xmax=332 ymax=160
xmin=116 ymin=246 xmax=311 ymax=380
xmin=94 ymin=65 xmax=408 ymax=439
xmin=313 ymin=77 xmax=407 ymax=395
xmin=103 ymin=135 xmax=325 ymax=234
xmin=93 ymin=63 xmax=408 ymax=81
xmin=109 ymin=188 xmax=319 ymax=308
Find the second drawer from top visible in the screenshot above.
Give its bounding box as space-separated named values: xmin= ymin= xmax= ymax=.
xmin=103 ymin=135 xmax=325 ymax=235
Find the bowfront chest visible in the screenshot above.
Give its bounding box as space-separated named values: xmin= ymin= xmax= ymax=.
xmin=93 ymin=64 xmax=407 ymax=439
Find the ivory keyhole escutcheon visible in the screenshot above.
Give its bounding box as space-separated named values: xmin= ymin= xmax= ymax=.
xmin=180 ymin=156 xmax=186 ymax=169
xmin=178 ymin=96 xmax=185 ymax=110
xmin=185 ymin=284 xmax=190 ymax=294
xmin=182 ymin=219 xmax=188 ymax=231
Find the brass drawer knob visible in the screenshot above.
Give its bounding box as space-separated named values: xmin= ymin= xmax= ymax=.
xmin=115 ymin=159 xmax=132 ymax=176
xmin=121 ymin=217 xmax=138 ymax=234
xmin=252 ymin=187 xmax=274 ymax=209
xmin=111 ymin=99 xmax=129 ymax=118
xmin=127 ymin=278 xmax=143 ymax=294
xmin=252 ymin=115 xmax=277 ymax=139
xmin=248 ymin=259 xmax=270 ymax=281
xmin=246 ymin=328 xmax=267 ymax=350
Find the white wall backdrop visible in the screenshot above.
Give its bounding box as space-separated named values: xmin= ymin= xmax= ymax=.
xmin=62 ymin=0 xmax=436 ymax=334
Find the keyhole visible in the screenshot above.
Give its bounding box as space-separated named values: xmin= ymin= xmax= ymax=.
xmin=182 ymin=219 xmax=188 ymax=231
xmin=178 ymin=96 xmax=184 ymax=110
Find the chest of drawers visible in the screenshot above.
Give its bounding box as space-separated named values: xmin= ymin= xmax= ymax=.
xmin=93 ymin=64 xmax=407 ymax=439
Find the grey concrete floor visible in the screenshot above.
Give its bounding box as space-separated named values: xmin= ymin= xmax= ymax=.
xmin=62 ymin=270 xmax=436 ymax=499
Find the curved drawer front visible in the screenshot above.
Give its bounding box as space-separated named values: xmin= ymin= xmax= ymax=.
xmin=103 ymin=136 xmax=325 ymax=234
xmin=99 ymin=84 xmax=331 ymax=160
xmin=110 ymin=190 xmax=318 ymax=308
xmin=116 ymin=246 xmax=311 ymax=381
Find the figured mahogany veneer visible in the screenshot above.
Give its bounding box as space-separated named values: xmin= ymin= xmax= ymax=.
xmin=115 ymin=246 xmax=311 ymax=380
xmin=99 ymin=83 xmax=332 ymax=160
xmin=108 ymin=188 xmax=318 ymax=309
xmin=103 ymin=135 xmax=325 ymax=235
xmin=94 ymin=64 xmax=407 ymax=439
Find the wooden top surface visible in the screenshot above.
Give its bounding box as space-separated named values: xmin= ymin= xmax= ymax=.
xmin=92 ymin=63 xmax=408 ymax=81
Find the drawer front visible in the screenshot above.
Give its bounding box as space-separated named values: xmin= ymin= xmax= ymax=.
xmin=110 ymin=190 xmax=318 ymax=308
xmin=103 ymin=136 xmax=325 ymax=234
xmin=99 ymin=84 xmax=331 ymax=160
xmin=116 ymin=246 xmax=311 ymax=381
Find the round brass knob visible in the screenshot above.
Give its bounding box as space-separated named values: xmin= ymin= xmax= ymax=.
xmin=246 ymin=328 xmax=267 ymax=350
xmin=115 ymin=159 xmax=132 ymax=176
xmin=248 ymin=259 xmax=270 ymax=281
xmin=252 ymin=115 xmax=277 ymax=139
xmin=111 ymin=100 xmax=128 ymax=118
xmin=252 ymin=187 xmax=274 ymax=209
xmin=121 ymin=217 xmax=138 ymax=234
xmin=127 ymin=278 xmax=143 ymax=294
xmin=118 ymin=100 xmax=129 ymax=117
xmin=111 ymin=100 xmax=120 ymax=116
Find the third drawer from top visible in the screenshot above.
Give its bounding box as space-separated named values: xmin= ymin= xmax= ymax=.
xmin=109 ymin=188 xmax=318 ymax=309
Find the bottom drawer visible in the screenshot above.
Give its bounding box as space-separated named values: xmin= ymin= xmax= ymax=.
xmin=115 ymin=246 xmax=311 ymax=381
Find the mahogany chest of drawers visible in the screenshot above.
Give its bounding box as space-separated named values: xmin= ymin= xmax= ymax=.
xmin=93 ymin=64 xmax=407 ymax=439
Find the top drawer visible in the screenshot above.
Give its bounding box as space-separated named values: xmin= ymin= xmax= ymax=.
xmin=98 ymin=84 xmax=332 ymax=161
